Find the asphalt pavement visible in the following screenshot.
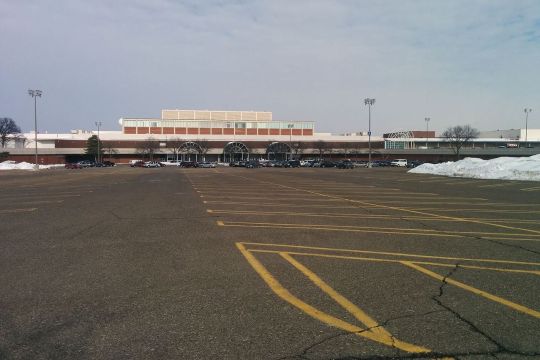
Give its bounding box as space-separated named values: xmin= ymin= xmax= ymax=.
xmin=0 ymin=166 xmax=539 ymax=359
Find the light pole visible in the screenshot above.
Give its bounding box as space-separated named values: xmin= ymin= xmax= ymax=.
xmin=425 ymin=117 xmax=430 ymax=148
xmin=288 ymin=124 xmax=294 ymax=160
xmin=524 ymin=108 xmax=532 ymax=148
xmin=28 ymin=89 xmax=42 ymax=170
xmin=95 ymin=121 xmax=102 ymax=163
xmin=364 ymin=98 xmax=375 ymax=167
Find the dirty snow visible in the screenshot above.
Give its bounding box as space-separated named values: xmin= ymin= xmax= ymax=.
xmin=0 ymin=161 xmax=64 ymax=170
xmin=409 ymin=155 xmax=540 ymax=181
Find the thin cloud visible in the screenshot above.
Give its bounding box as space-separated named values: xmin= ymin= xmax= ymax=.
xmin=1 ymin=0 xmax=539 ymax=134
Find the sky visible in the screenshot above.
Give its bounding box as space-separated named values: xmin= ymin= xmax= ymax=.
xmin=1 ymin=0 xmax=539 ymax=135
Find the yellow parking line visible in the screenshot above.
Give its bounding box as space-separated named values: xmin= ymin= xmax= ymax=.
xmin=205 ymin=201 xmax=358 ymax=209
xmin=0 ymin=194 xmax=81 ymax=201
xmin=282 ymin=253 xmax=429 ymax=352
xmin=198 ymin=192 xmax=487 ymax=201
xmin=219 ymin=221 xmax=540 ymax=238
xmin=0 ymin=208 xmax=37 ymax=214
xmin=206 ymin=209 xmax=540 ymax=225
xmin=248 ymin=250 xmax=540 ymax=275
xmin=201 ymin=196 xmax=342 ymax=202
xmin=236 ymin=243 xmax=431 ymax=353
xmin=521 ymin=186 xmax=540 ymax=192
xmin=479 ymin=183 xmax=518 ymax=188
xmin=11 ymin=200 xmax=64 ymax=205
xmin=240 ymin=242 xmax=540 ymax=266
xmin=412 ymin=208 xmax=540 ymax=213
xmin=218 ymin=221 xmax=540 ymax=241
xmin=401 ymin=262 xmax=540 ymax=319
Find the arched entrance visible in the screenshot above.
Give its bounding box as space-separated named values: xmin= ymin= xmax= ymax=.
xmin=267 ymin=142 xmax=292 ymax=161
xmin=223 ymin=142 xmax=249 ymax=162
xmin=179 ymin=141 xmax=203 ymax=161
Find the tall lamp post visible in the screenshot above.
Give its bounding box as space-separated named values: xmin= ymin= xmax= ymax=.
xmin=425 ymin=117 xmax=430 ymax=148
xmin=28 ymin=89 xmax=43 ymax=170
xmin=95 ymin=121 xmax=102 ymax=163
xmin=288 ymin=123 xmax=294 ymax=160
xmin=524 ymin=108 xmax=532 ymax=148
xmin=364 ymin=98 xmax=375 ymax=167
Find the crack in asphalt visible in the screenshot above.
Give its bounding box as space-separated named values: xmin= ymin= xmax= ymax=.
xmin=276 ymin=264 xmax=540 ymax=360
xmin=474 ymin=236 xmax=540 ymax=256
xmin=275 ymin=310 xmax=445 ymax=360
xmin=427 ymin=264 xmax=540 ymax=359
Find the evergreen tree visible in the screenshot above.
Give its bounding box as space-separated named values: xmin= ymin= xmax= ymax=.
xmin=85 ymin=135 xmax=103 ymax=161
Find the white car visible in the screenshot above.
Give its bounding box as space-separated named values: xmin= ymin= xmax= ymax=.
xmin=198 ymin=162 xmax=216 ymax=168
xmin=390 ymin=159 xmax=408 ymax=167
xmin=144 ymin=161 xmax=161 ymax=168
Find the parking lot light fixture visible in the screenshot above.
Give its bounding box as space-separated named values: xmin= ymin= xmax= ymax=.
xmin=288 ymin=124 xmax=294 ymax=160
xmin=425 ymin=117 xmax=430 ymax=148
xmin=95 ymin=121 xmax=102 ymax=163
xmin=364 ymin=98 xmax=375 ymax=167
xmin=28 ymin=89 xmax=43 ymax=170
xmin=524 ymin=108 xmax=532 ymax=147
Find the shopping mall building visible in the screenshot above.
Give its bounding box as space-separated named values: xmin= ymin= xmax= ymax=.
xmin=3 ymin=109 xmax=540 ymax=164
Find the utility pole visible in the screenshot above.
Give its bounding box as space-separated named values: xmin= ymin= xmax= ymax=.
xmin=95 ymin=121 xmax=102 ymax=163
xmin=524 ymin=108 xmax=532 ymax=148
xmin=28 ymin=89 xmax=43 ymax=170
xmin=425 ymin=117 xmax=430 ymax=148
xmin=364 ymin=98 xmax=375 ymax=167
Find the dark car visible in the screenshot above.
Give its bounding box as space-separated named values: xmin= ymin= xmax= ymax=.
xmin=179 ymin=161 xmax=197 ymax=168
xmin=287 ymin=160 xmax=301 ymax=168
xmin=336 ymin=160 xmax=354 ymax=169
xmin=320 ymin=160 xmax=336 ymax=168
xmin=102 ymin=161 xmax=115 ymax=167
xmin=245 ymin=160 xmax=261 ymax=168
xmin=406 ymin=160 xmax=424 ymax=168
xmin=372 ymin=160 xmax=391 ymax=167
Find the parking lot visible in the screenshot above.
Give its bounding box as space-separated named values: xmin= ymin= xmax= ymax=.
xmin=0 ymin=166 xmax=539 ymax=359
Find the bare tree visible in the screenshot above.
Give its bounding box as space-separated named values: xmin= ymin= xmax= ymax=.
xmin=102 ymin=142 xmax=118 ymax=161
xmin=194 ymin=139 xmax=210 ymax=161
xmin=0 ymin=118 xmax=22 ymax=148
xmin=341 ymin=142 xmax=356 ymax=160
xmin=290 ymin=141 xmax=305 ymax=160
xmin=167 ymin=138 xmax=185 ymax=161
xmin=442 ymin=125 xmax=479 ymax=160
xmin=136 ymin=137 xmax=160 ymax=160
xmin=314 ymin=140 xmax=328 ymax=159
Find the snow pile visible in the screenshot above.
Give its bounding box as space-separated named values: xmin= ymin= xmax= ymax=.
xmin=409 ymin=155 xmax=540 ymax=181
xmin=0 ymin=161 xmax=63 ymax=170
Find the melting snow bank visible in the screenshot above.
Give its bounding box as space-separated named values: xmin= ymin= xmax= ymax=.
xmin=0 ymin=161 xmax=64 ymax=170
xmin=409 ymin=155 xmax=540 ymax=181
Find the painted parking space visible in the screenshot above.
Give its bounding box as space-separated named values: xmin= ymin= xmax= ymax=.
xmin=186 ymin=167 xmax=540 ymax=357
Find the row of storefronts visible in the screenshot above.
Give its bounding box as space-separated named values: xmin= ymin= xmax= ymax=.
xmin=3 ymin=109 xmax=540 ymax=164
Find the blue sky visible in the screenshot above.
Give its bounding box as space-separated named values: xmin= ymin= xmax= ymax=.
xmin=1 ymin=0 xmax=539 ymax=135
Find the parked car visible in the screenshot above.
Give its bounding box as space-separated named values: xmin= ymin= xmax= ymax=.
xmin=320 ymin=160 xmax=336 ymax=168
xmin=406 ymin=160 xmax=424 ymax=168
xmin=198 ymin=162 xmax=216 ymax=168
xmin=179 ymin=161 xmax=197 ymax=168
xmin=353 ymin=160 xmax=368 ymax=168
xmin=77 ymin=160 xmax=95 ymax=168
xmin=336 ymin=160 xmax=354 ymax=169
xmin=65 ymin=162 xmax=82 ymax=169
xmin=144 ymin=161 xmax=161 ymax=168
xmin=391 ymin=159 xmax=408 ymax=167
xmin=130 ymin=160 xmax=144 ymax=167
xmin=287 ymin=160 xmax=301 ymax=168
xmin=102 ymin=161 xmax=115 ymax=167
xmin=245 ymin=160 xmax=262 ymax=168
